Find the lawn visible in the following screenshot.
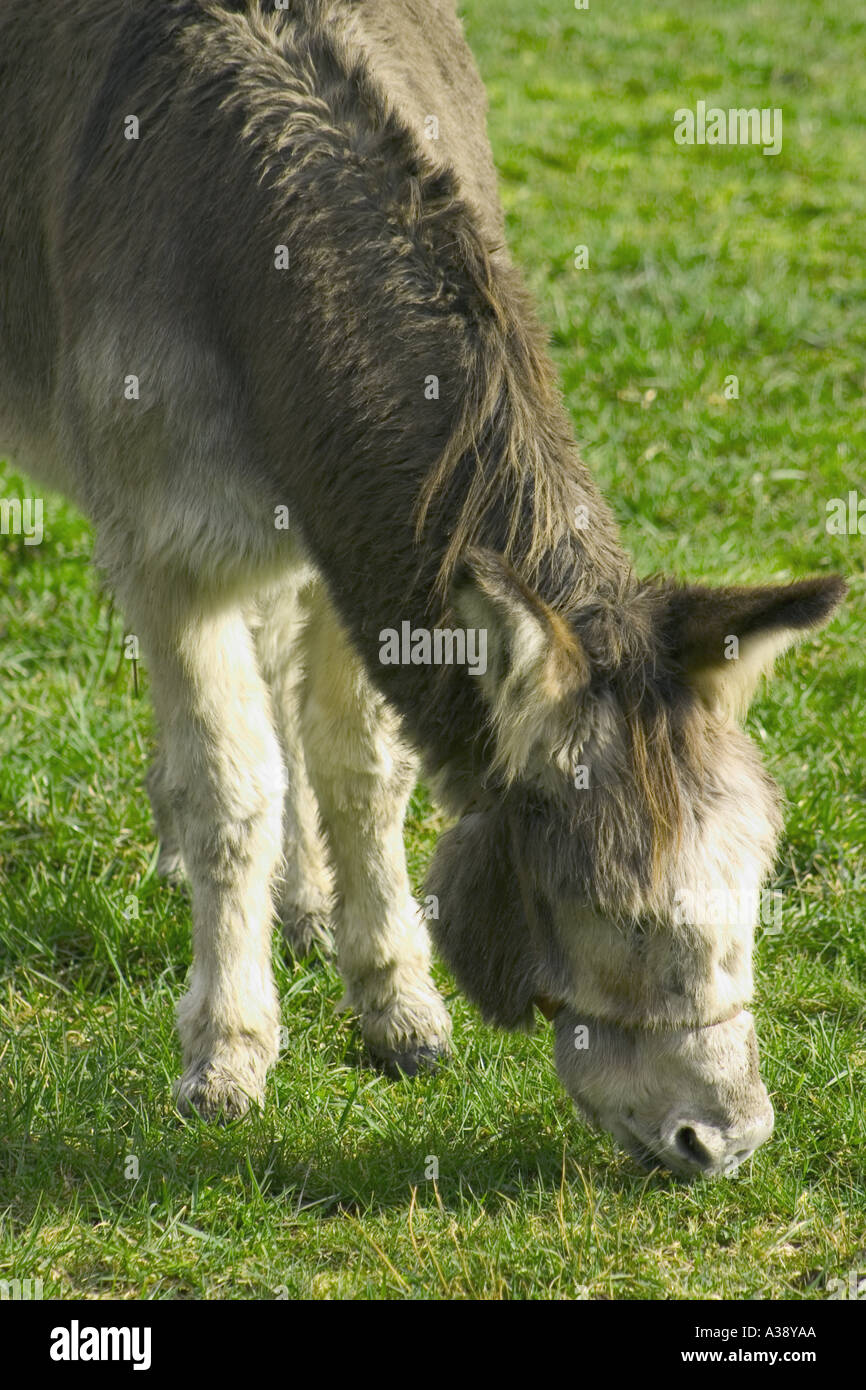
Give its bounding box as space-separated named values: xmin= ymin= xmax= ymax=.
xmin=0 ymin=0 xmax=863 ymax=1300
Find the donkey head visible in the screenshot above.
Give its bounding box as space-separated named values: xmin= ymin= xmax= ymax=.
xmin=428 ymin=549 xmax=845 ymax=1178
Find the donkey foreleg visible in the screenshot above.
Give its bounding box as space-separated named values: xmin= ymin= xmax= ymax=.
xmin=136 ymin=596 xmax=285 ymax=1119
xmin=300 ymin=587 xmax=452 ymax=1074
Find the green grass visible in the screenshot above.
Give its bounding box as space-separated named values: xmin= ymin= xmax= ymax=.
xmin=1 ymin=0 xmax=864 ymax=1300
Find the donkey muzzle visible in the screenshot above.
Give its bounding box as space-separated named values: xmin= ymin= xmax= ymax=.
xmin=653 ymin=1103 xmax=775 ymax=1178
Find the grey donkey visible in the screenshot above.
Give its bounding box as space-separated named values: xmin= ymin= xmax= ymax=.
xmin=0 ymin=0 xmax=845 ymax=1176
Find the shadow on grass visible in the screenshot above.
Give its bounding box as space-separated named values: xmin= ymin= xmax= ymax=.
xmin=0 ymin=1087 xmax=682 ymax=1234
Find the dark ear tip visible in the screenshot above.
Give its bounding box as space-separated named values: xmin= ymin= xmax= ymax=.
xmin=824 ymin=573 xmax=848 ymax=604
xmin=795 ymin=573 xmax=848 ymax=625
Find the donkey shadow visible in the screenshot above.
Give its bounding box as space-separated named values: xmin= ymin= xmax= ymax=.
xmin=0 ymin=1075 xmax=678 ymax=1246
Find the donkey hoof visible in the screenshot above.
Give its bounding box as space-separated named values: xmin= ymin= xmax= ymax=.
xmin=174 ymin=1062 xmax=261 ymax=1122
xmin=374 ymin=1043 xmax=449 ymax=1079
xmin=279 ymin=904 xmax=334 ymax=958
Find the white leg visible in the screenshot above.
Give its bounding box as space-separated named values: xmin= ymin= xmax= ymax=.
xmin=135 ymin=589 xmax=286 ymax=1118
xmin=300 ymin=584 xmax=452 ymax=1073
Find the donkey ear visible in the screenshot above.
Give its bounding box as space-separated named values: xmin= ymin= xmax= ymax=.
xmin=662 ymin=575 xmax=847 ymax=718
xmin=451 ymin=548 xmax=590 ymax=779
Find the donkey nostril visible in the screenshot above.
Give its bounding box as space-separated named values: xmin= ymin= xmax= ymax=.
xmin=674 ymin=1125 xmax=714 ymax=1169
